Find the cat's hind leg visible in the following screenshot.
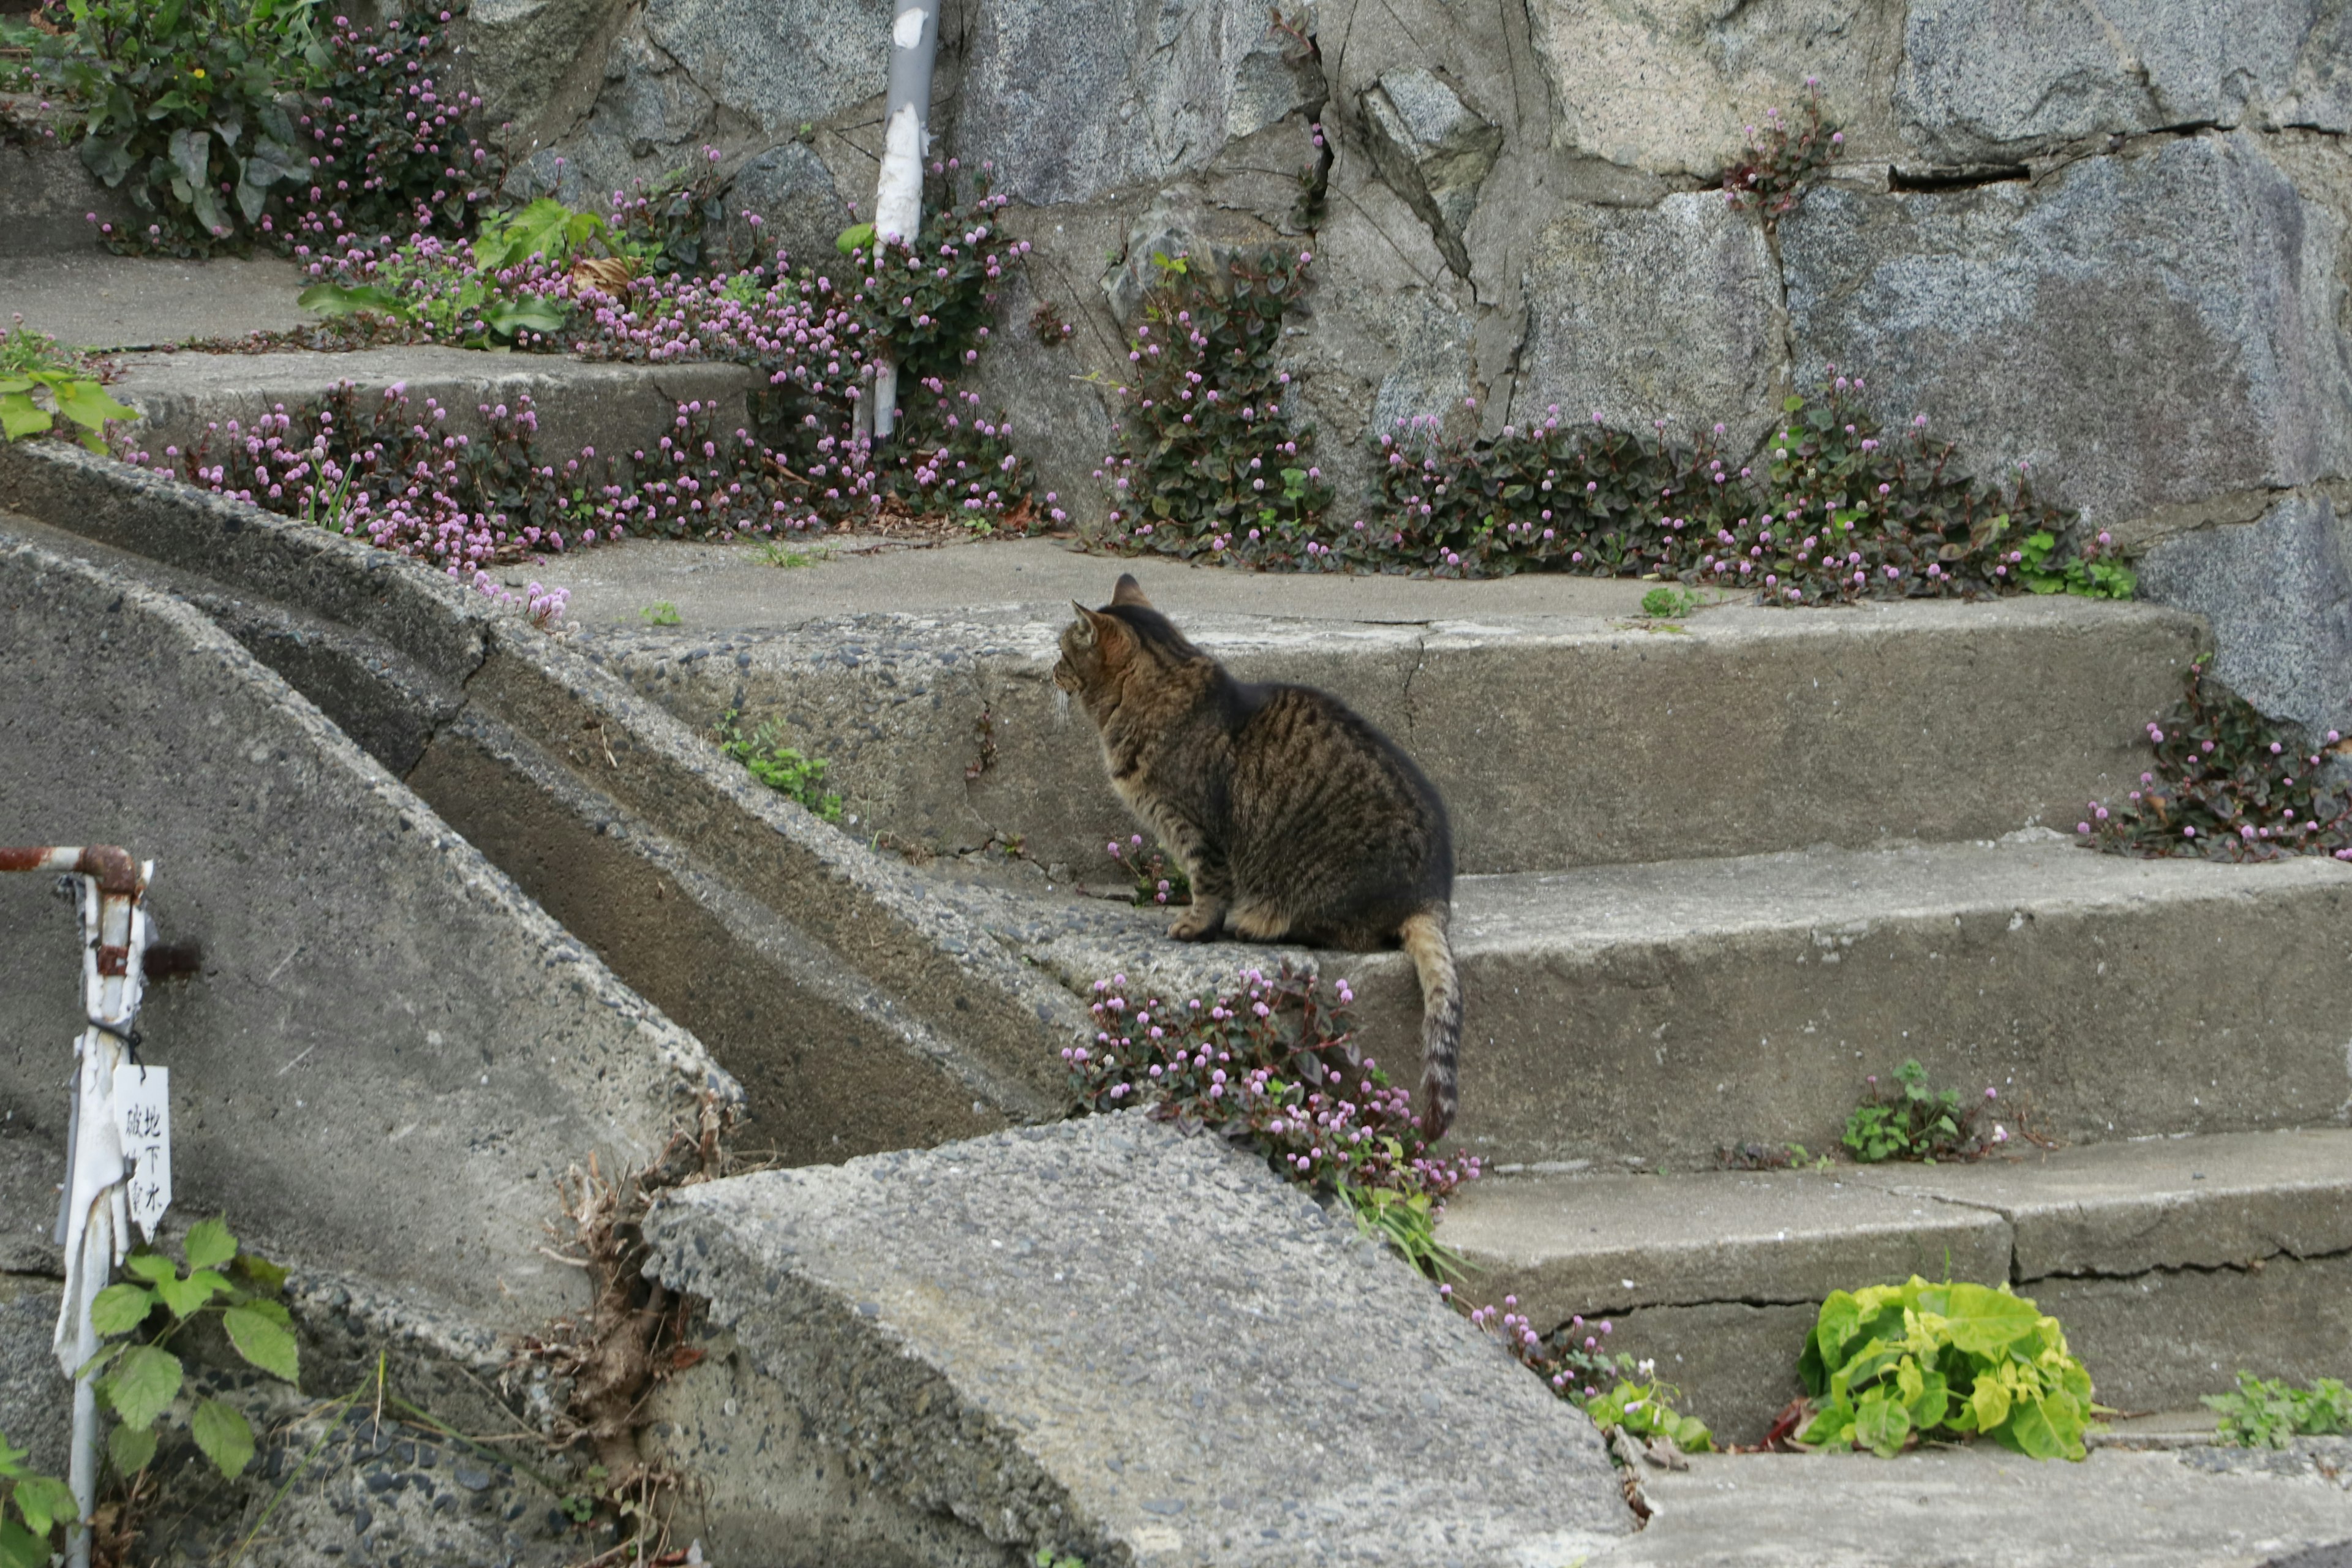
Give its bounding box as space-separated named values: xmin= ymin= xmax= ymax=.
xmin=1224 ymin=900 xmax=1294 ymax=942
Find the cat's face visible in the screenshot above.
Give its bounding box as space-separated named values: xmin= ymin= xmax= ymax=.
xmin=1052 ymin=576 xmax=1152 ymax=700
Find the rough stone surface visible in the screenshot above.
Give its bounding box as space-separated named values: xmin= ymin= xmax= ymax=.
xmin=1521 ymin=0 xmax=1909 ymax=175
xmin=0 ymin=140 xmax=140 ymax=256
xmin=0 ymin=1276 xmax=66 ymax=1477
xmin=2138 ymin=492 xmax=2352 ymax=744
xmin=641 ymin=0 xmax=893 ymax=139
xmin=1896 ymin=0 xmax=2329 ymax=164
xmin=1782 ymin=132 xmax=2352 ymax=531
xmin=1360 ymin=68 xmax=1502 ymax=278
xmin=1592 ymin=1445 xmax=2352 ymax=1566
xmin=1521 ymin=192 xmax=1786 ymax=456
xmin=0 ymin=530 xmax=728 ymax=1329
xmin=959 ymin=0 xmax=1323 ymax=209
xmin=646 ymin=1114 xmax=1633 ymax=1566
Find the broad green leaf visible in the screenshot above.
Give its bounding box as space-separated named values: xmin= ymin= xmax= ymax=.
xmin=1997 ymin=1393 xmax=2064 ymax=1460
xmin=297 ymin=282 xmax=410 ymax=321
xmin=123 ymin=1253 xmax=176 ymax=1285
xmin=48 ymin=377 xmax=137 ymax=437
xmin=80 ymin=131 xmax=137 ymax=187
xmin=183 ymin=1216 xmax=237 ymax=1272
xmin=89 ymin=1283 xmax=157 ymax=1335
xmin=1934 ymin=1283 xmax=2041 ymax=1359
xmin=167 ymin=125 xmax=210 ymax=192
xmin=484 ymin=297 xmax=569 ymax=338
xmin=1853 ymin=1388 xmax=1912 ymax=1457
xmin=0 ymin=1517 xmax=49 ymax=1568
xmin=107 ymin=1423 xmax=156 ymax=1477
xmin=222 ymin=1303 xmax=300 ymax=1383
xmin=835 ymin=222 xmax=875 ymax=255
xmin=191 ymin=1398 xmax=255 ymax=1479
xmin=1970 ymin=1374 xmax=2011 ymax=1432
xmin=1905 ymin=1365 xmax=1951 ymax=1430
xmin=0 ymin=393 xmax=51 ymax=442
xmin=102 ymin=1344 xmax=183 ymax=1430
xmin=10 ymin=1473 xmax=76 ymax=1537
xmin=189 ymin=184 xmax=229 ymax=240
xmin=233 ymin=1253 xmax=288 ymax=1292
xmin=156 ymin=1267 xmax=232 ymax=1319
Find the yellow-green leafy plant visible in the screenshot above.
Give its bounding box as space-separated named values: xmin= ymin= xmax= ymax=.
xmin=1799 ymin=1276 xmax=2095 ymax=1460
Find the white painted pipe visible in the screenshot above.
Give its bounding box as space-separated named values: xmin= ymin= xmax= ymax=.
xmin=870 ymin=0 xmax=940 ymax=444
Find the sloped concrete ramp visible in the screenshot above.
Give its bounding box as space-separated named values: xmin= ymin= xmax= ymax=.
xmin=645 ymin=1114 xmax=1633 ymax=1567
xmin=0 ymin=533 xmax=734 ymax=1333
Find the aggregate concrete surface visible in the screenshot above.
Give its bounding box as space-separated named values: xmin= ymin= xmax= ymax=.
xmin=646 ymin=1113 xmax=1634 ymax=1567
xmin=0 ymin=252 xmax=318 ymax=347
xmin=1591 ymin=1443 xmax=2352 ymax=1567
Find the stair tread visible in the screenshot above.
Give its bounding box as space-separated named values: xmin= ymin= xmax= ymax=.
xmin=981 ymin=835 xmax=2352 ymax=982
xmin=1442 ymin=1128 xmax=2352 ymax=1316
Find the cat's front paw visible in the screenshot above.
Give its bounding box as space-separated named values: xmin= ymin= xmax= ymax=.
xmin=1167 ymin=907 xmax=1223 ymax=941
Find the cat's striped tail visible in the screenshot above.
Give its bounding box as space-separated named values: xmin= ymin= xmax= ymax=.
xmin=1398 ymin=902 xmax=1462 ymax=1140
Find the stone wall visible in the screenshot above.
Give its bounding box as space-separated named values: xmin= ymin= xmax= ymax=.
xmin=467 ymin=0 xmax=2352 ymax=744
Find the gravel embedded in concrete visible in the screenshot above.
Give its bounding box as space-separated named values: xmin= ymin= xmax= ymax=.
xmin=646 ymin=1114 xmax=1634 ymax=1567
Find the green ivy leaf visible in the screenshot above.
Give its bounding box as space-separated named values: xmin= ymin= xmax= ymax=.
xmin=107 ymin=1423 xmax=157 ymax=1478
xmin=191 ymin=1398 xmax=256 ymax=1479
xmin=222 ymin=1302 xmax=300 ymax=1383
xmin=102 ymin=1344 xmax=183 ymax=1430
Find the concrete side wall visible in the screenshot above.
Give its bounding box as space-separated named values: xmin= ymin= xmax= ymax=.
xmin=0 ymin=535 xmax=732 ymax=1331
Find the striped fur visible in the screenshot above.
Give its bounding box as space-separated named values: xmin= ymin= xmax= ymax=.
xmin=1055 ymin=574 xmax=1463 ymax=1138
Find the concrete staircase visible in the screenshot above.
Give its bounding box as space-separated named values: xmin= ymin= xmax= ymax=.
xmin=8 ymin=353 xmax=2351 ymax=1464
xmin=567 ymin=537 xmax=2352 ymax=1446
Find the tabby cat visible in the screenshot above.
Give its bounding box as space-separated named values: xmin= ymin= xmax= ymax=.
xmin=1054 ymin=575 xmax=1463 ymax=1137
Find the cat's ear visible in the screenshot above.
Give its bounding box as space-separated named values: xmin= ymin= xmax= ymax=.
xmin=1068 ymin=600 xmax=1098 ymax=646
xmin=1110 ymin=573 xmax=1151 ymax=608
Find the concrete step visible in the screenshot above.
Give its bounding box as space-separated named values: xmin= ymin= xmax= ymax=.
xmin=641 ymin=1113 xmax=1635 ymax=1567
xmin=1436 ymin=1129 xmax=2352 ymax=1446
xmin=587 ymin=583 xmax=2205 ymax=877
xmin=106 ymin=344 xmax=755 ymax=483
xmin=982 ymin=835 xmax=2352 ymax=1169
xmin=0 ymin=440 xmax=1087 ymax=1163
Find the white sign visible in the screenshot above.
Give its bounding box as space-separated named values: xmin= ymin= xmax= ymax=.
xmin=112 ymin=1063 xmax=170 ymax=1242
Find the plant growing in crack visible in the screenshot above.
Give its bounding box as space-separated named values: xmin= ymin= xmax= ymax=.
xmin=1721 ymin=78 xmax=1845 ymax=228
xmin=1104 ymin=833 xmax=1191 ymax=905
xmin=1842 ymin=1060 xmax=2008 ymax=1163
xmin=714 ymin=709 xmax=845 ymax=822
xmin=2080 ymin=655 xmax=2352 ymax=862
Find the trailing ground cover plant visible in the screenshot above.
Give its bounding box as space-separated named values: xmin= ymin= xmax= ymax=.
xmin=1721 ymin=79 xmax=1845 ymax=228
xmin=2203 ymin=1373 xmax=2352 ymax=1447
xmin=1095 ymin=249 xmax=1335 ymax=556
xmin=1356 ymin=374 xmax=2125 ymax=597
xmin=2080 ymin=656 xmax=2352 ymax=861
xmin=1457 ymin=1296 xmax=1716 ymax=1450
xmin=1104 ymin=833 xmax=1191 ymax=905
xmin=1112 ymin=353 xmax=2128 ymax=603
xmin=1799 ymin=1276 xmax=2096 ymax=1460
xmin=1843 ymin=1060 xmax=2007 ymax=1163
xmin=1065 ymin=967 xmax=1479 ymax=1232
